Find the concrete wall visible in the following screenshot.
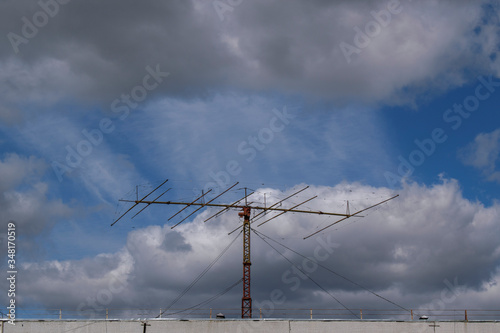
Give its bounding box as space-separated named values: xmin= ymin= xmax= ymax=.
xmin=2 ymin=319 xmax=500 ymax=333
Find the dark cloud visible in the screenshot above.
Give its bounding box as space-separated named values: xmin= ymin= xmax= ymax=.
xmin=161 ymin=231 xmax=192 ymax=253
xmin=0 ymin=0 xmax=497 ymax=118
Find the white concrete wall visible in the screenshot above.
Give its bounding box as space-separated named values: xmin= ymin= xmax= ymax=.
xmin=2 ymin=319 xmax=500 ymax=333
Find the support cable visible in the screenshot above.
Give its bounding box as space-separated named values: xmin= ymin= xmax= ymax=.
xmin=253 ymin=229 xmax=412 ymax=315
xmin=157 ymin=230 xmax=242 ymax=317
xmin=165 ymin=278 xmax=243 ymax=317
xmin=252 ymin=229 xmax=359 ymax=319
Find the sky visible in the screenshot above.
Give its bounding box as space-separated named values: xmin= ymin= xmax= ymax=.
xmin=1 ymin=0 xmax=500 ymax=321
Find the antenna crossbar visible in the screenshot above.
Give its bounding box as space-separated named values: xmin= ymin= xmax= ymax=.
xmin=168 ymin=189 xmax=212 ymax=223
xmin=251 ymin=186 xmax=309 ymax=223
xmin=118 ymin=199 xmax=352 ymax=217
xmin=257 ymin=195 xmax=318 ymax=227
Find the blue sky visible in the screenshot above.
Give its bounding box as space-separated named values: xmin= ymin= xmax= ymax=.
xmin=1 ymin=0 xmax=500 ymax=320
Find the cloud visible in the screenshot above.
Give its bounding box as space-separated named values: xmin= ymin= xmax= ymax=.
xmin=20 ymin=250 xmax=134 ymax=310
xmin=10 ymin=179 xmax=500 ymax=316
xmin=13 ymin=114 xmax=146 ymax=204
xmin=0 ymin=0 xmax=498 ymax=117
xmin=220 ymin=0 xmax=497 ymax=105
xmin=0 ymin=153 xmax=73 ymax=259
xmin=0 ymin=153 xmax=45 ymax=193
xmin=458 ymin=128 xmax=500 ymax=182
xmin=1 ymin=0 xmax=500 ymax=321
xmin=161 ymin=231 xmax=192 ymax=253
xmin=122 ymin=94 xmax=393 ymax=189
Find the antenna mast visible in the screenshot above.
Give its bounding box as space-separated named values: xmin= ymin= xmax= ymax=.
xmin=239 ymin=187 xmax=252 ymax=317
xmin=113 ymin=180 xmax=398 ymax=318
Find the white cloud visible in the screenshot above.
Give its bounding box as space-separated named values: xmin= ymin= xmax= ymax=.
xmin=459 ymin=128 xmax=500 ymax=182
xmin=16 ymin=114 xmax=145 ymax=204
xmin=125 ymin=94 xmax=393 ymax=189
xmin=12 ymin=179 xmax=500 ymax=316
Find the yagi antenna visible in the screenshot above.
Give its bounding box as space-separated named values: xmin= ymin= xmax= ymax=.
xmin=112 ymin=179 xmax=169 ymax=226
xmin=112 ymin=179 xmax=399 ymax=319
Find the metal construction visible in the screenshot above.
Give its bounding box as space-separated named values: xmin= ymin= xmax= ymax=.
xmin=112 ymin=180 xmax=398 ymax=318
xmin=239 ymin=206 xmax=252 ymax=318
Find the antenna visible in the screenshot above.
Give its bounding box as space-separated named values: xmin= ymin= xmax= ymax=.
xmin=113 ymin=180 xmax=399 ymax=318
xmin=112 ymin=179 xmax=169 ymax=226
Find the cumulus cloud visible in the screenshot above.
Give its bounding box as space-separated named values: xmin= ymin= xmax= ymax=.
xmin=12 ymin=179 xmax=500 ymax=317
xmin=459 ymin=128 xmax=500 ymax=183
